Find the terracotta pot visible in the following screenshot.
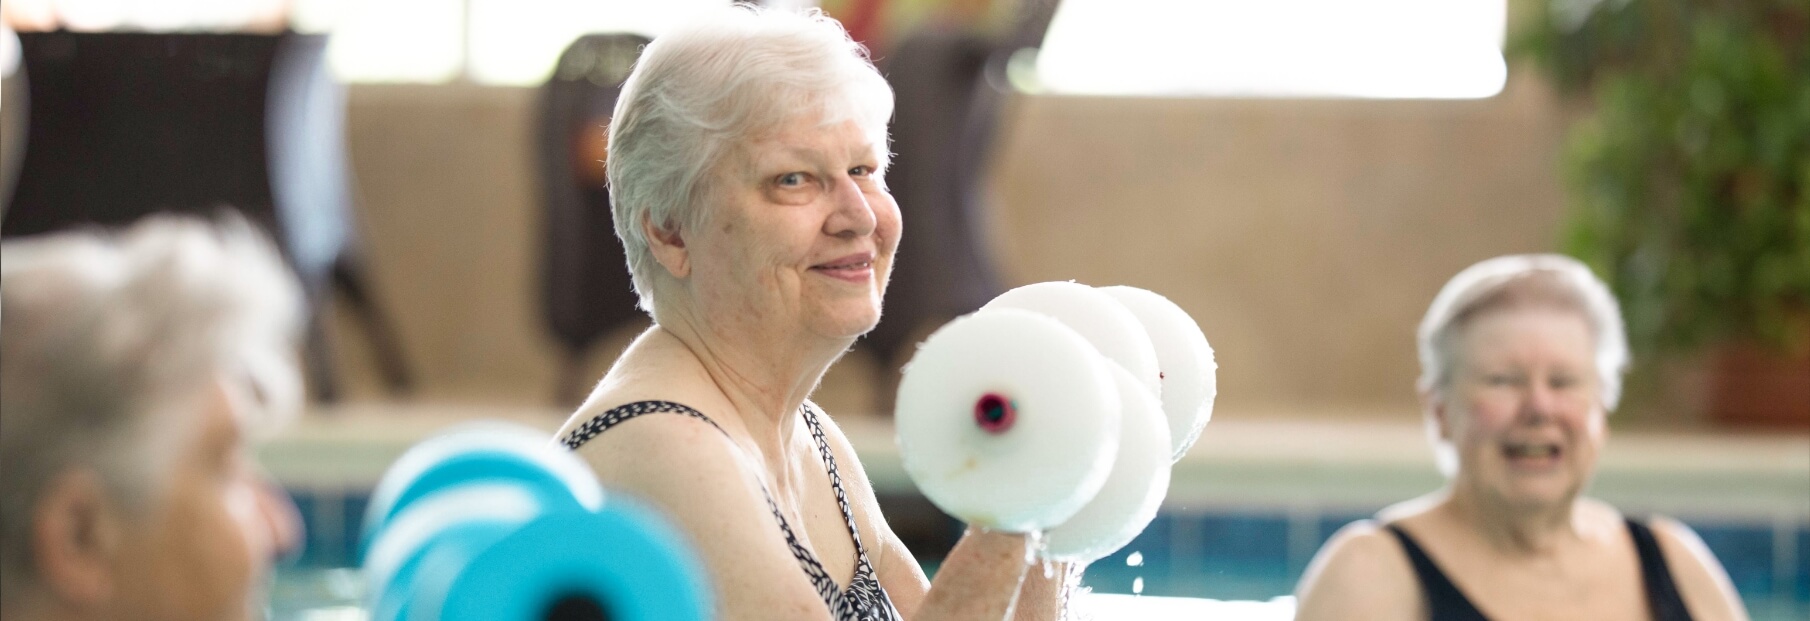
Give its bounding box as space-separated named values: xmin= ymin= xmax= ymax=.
xmin=1706 ymin=341 xmax=1810 ymax=430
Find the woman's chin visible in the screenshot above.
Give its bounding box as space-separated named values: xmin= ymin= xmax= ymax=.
xmin=1489 ymin=476 xmax=1583 ymax=512
xmin=807 ymin=307 xmax=881 ymax=340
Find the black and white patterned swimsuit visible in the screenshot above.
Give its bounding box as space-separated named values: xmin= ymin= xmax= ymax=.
xmin=562 ymin=400 xmax=902 ymax=621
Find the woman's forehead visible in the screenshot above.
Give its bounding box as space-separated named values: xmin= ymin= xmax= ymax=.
xmin=745 ymin=117 xmax=881 ymax=158
xmin=1458 ymin=308 xmax=1595 ymax=360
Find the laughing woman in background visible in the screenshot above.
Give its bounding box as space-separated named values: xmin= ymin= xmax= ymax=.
xmin=1294 ymin=255 xmax=1748 ymax=621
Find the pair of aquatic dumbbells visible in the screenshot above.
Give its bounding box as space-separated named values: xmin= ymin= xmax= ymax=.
xmin=357 ymin=424 xmax=712 ymax=621
xmin=897 ymin=281 xmax=1216 ymax=563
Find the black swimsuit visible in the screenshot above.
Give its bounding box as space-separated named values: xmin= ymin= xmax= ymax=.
xmin=1386 ymin=519 xmax=1695 ymax=621
xmin=562 ymin=400 xmax=902 ymax=621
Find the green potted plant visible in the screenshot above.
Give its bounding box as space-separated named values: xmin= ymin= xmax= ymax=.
xmin=1512 ymin=0 xmax=1809 ymax=427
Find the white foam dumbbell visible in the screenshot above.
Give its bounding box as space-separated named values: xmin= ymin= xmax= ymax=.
xmin=896 ymin=281 xmax=1216 ymax=565
xmin=982 ymin=281 xmax=1163 ymax=395
xmin=895 ymin=308 xmax=1122 ymax=532
xmin=1099 ymin=286 xmax=1217 ymax=461
xmin=1040 ymin=362 xmax=1172 ymax=563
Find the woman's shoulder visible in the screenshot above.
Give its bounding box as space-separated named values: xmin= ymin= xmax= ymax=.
xmin=1293 ymin=516 xmax=1424 ymax=621
xmin=558 ymin=397 xmax=848 ymax=620
xmin=1641 ymin=514 xmax=1751 ymax=621
xmin=1293 ymin=495 xmax=1448 ymax=621
xmin=559 ymin=394 xmax=724 ymax=441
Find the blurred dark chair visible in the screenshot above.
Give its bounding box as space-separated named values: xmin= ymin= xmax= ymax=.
xmin=863 ymin=4 xmax=1061 ymax=412
xmin=864 ymin=30 xmax=1012 ymax=393
xmin=537 ymin=33 xmax=649 ymax=406
xmin=2 ymin=31 xmax=412 ymax=402
xmin=2 ymin=31 xmax=25 ymax=216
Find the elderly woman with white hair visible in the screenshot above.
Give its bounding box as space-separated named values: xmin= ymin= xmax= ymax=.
xmin=553 ymin=7 xmax=1066 ymax=621
xmin=1 ymin=215 xmax=305 ymax=621
xmin=1294 ymin=255 xmax=1750 ymax=621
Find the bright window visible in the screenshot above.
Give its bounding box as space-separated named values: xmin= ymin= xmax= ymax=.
xmin=1033 ymin=0 xmax=1508 ymax=99
xmin=295 ymin=0 xmax=729 ymax=85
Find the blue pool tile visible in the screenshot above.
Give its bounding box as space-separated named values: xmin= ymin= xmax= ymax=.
xmin=1690 ymin=522 xmax=1774 ymax=599
xmin=1174 ymin=513 xmax=1295 ymax=601
xmin=287 ymin=491 xmax=343 ymax=568
xmin=284 ymin=488 xmax=367 ymax=568
xmin=1796 ymin=526 xmax=1809 ymax=601
xmin=1196 ymin=513 xmax=1290 ymax=563
xmin=342 ymin=494 xmax=371 ymax=562
xmin=1082 ymin=514 xmax=1173 ymax=595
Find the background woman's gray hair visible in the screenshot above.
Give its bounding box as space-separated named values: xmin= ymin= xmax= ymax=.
xmin=1416 ymin=254 xmax=1629 ymax=410
xmin=605 ymin=5 xmax=895 ymax=315
xmin=0 ymin=213 xmax=304 ymax=591
xmin=1414 ymin=254 xmax=1627 ymax=477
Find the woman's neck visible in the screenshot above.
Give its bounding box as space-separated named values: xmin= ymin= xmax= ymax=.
xmin=651 ymin=307 xmax=850 ymax=454
xmin=1444 ymin=482 xmax=1581 ymax=556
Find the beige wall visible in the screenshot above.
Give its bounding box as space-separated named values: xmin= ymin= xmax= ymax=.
xmin=331 ymin=71 xmax=1571 ymax=416
xmin=990 ymin=72 xmax=1570 ymax=413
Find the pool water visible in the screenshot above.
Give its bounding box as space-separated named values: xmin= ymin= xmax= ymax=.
xmin=275 ymin=492 xmax=1810 ymax=620
xmin=1076 ymin=512 xmax=1810 ymax=621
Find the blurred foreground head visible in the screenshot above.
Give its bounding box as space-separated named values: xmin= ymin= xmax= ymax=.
xmin=1 ymin=214 xmax=306 ymax=621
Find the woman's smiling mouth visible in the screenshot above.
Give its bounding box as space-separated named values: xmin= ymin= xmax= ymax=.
xmin=812 ymin=253 xmax=875 ymax=283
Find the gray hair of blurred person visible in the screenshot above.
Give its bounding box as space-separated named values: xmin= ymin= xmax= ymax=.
xmin=1415 ymin=254 xmax=1629 ymax=476
xmin=605 ymin=6 xmax=895 ymax=315
xmin=0 ymin=214 xmax=304 ymax=593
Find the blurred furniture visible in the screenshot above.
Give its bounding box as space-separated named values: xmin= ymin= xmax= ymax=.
xmin=537 ymin=33 xmax=649 ymax=406
xmin=2 ymin=28 xmax=26 ymax=218
xmin=866 ymin=28 xmax=1009 ymax=375
xmin=2 ymin=31 xmax=412 ymax=402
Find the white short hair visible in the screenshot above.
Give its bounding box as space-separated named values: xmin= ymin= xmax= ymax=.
xmin=1416 ymin=254 xmax=1629 ymax=475
xmin=606 ymin=5 xmax=894 ymax=315
xmin=0 ymin=214 xmax=304 ymax=592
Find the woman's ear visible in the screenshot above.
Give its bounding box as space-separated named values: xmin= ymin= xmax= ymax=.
xmin=643 ymin=212 xmax=690 ymax=280
xmin=1422 ymin=387 xmax=1453 ymax=442
xmin=32 ymin=470 xmax=124 ymax=607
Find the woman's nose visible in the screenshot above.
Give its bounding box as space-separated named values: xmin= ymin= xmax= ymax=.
xmin=825 ymin=176 xmax=877 ymax=238
xmin=1520 ymin=383 xmax=1560 ymax=423
xmin=256 ymin=478 xmax=306 ymax=561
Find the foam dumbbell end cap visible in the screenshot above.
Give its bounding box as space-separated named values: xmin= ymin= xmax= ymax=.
xmin=360 ymin=422 xmax=604 ymax=556
xmin=895 ymin=308 xmax=1121 ymax=532
xmin=1099 ymin=286 xmax=1217 ymax=461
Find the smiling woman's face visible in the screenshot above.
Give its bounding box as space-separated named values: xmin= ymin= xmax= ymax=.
xmin=1439 ymin=307 xmax=1607 ymax=511
xmin=682 ymin=114 xmax=899 ymax=342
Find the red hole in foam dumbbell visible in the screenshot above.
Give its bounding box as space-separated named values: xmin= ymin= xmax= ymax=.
xmin=974 ymin=393 xmax=1016 ymax=434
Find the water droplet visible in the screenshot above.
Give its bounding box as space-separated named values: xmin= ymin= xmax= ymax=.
xmin=1125 ymin=551 xmax=1144 ymax=567
xmin=1042 ymin=558 xmax=1056 ymax=579
xmin=1132 ymin=576 xmax=1144 ymax=595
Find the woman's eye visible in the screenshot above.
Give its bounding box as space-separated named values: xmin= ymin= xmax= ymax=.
xmin=1484 ymin=374 xmax=1518 ymax=386
xmin=777 ymin=172 xmax=806 ymax=187
xmin=849 ymin=165 xmax=872 ymax=177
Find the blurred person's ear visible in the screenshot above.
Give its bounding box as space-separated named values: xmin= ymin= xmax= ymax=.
xmin=1422 ymin=388 xmax=1453 ymax=442
xmin=31 ymin=470 xmax=125 ymax=607
xmin=644 ymin=212 xmax=691 ymax=279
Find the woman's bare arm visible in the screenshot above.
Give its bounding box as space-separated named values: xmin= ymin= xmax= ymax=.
xmin=1650 ymin=516 xmax=1751 ymax=621
xmin=1009 ymin=557 xmax=1080 ymax=621
xmin=812 ymin=410 xmax=1035 ymax=620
